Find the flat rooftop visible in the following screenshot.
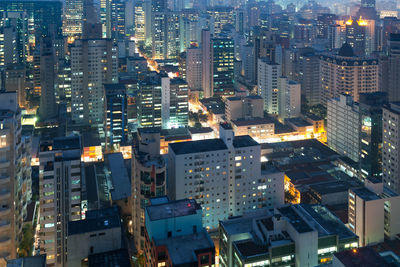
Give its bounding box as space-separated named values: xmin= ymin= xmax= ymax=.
xmin=352 ymin=187 xmax=380 ymax=201
xmin=334 ymin=247 xmax=388 ymax=267
xmin=188 ymin=127 xmax=214 ymax=134
xmin=286 ymin=117 xmax=313 ymax=127
xmin=232 ymin=117 xmax=274 ymax=127
xmin=106 ymin=153 xmax=131 ymax=201
xmin=155 ymin=231 xmax=214 ymax=265
xmin=278 ymin=206 xmax=314 ymax=233
xmin=299 ymin=204 xmax=357 ymax=239
xmin=233 ymin=135 xmax=259 ymax=148
xmin=53 ymin=135 xmax=81 ymax=150
xmin=88 ymin=249 xmax=131 ymax=267
xmin=146 ymin=198 xmax=201 ymax=221
xmin=169 ymin=138 xmax=228 ymax=155
xmin=68 ymin=206 xmax=121 ymax=236
xmin=234 ymin=239 xmax=269 ymax=258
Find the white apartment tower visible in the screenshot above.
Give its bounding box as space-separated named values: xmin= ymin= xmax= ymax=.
xmin=70 ymin=39 xmax=118 ymax=127
xmin=186 ymin=46 xmax=202 ymax=91
xmin=327 ymin=94 xmax=360 ymax=163
xmin=168 ymin=123 xmax=284 ymax=230
xmin=39 ymin=136 xmax=82 ymax=266
xmin=258 ymin=58 xmax=281 ymax=115
xmin=383 ymin=103 xmax=400 ymax=194
xmin=0 ymin=92 xmax=31 ymax=260
xmin=279 ymin=77 xmax=301 ymax=119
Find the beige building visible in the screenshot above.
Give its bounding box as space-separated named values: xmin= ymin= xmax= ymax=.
xmin=231 ymin=118 xmax=275 ymax=140
xmin=319 ymin=44 xmax=379 ymax=104
xmin=0 ymin=92 xmax=31 ymax=260
xmin=225 ymin=95 xmax=264 ymax=122
xmin=131 ymin=128 xmax=166 ymax=252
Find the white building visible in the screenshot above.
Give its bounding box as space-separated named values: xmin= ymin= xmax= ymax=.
xmin=168 ymin=123 xmax=284 ymax=230
xmin=258 ymin=58 xmax=281 ymax=115
xmin=383 ymin=103 xmax=400 ymax=194
xmin=161 ymin=77 xmax=189 ymax=129
xmin=279 ymin=77 xmax=301 ymax=119
xmin=186 ymin=47 xmax=202 ymax=91
xmin=70 ymin=39 xmax=118 ymax=127
xmin=39 ymin=136 xmax=82 ymax=266
xmin=348 ymin=182 xmax=400 ymax=247
xmin=327 ymin=94 xmax=360 ymax=163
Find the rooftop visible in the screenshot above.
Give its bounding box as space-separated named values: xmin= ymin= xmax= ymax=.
xmin=334 ymin=247 xmax=389 ymax=267
xmin=278 ymin=206 xmax=314 ymax=233
xmin=169 ymin=138 xmax=228 ymax=155
xmin=7 ymin=255 xmax=46 ymax=267
xmin=146 ymin=198 xmax=201 ymax=221
xmin=68 ymin=206 xmax=121 ymax=236
xmin=286 ymin=117 xmax=313 ymax=128
xmin=52 ymin=135 xmax=81 ymax=151
xmin=232 ymin=117 xmax=274 ymax=127
xmin=299 ymin=204 xmax=357 ymax=239
xmin=106 ymin=153 xmax=131 ymax=201
xmin=188 ymin=127 xmax=214 ymax=134
xmin=88 ymin=249 xmax=131 ymax=267
xmin=155 ymin=231 xmax=214 ymax=266
xmin=352 ymin=187 xmax=380 ymax=201
xmin=234 ymin=239 xmax=269 ymax=258
xmin=233 ymin=135 xmax=259 ymax=148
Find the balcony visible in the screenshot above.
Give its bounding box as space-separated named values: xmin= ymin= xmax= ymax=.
xmin=0 ymin=189 xmax=11 ymax=200
xmin=0 ymin=236 xmax=11 ymax=246
xmin=0 ymin=160 xmax=10 ymax=169
xmin=0 ymin=221 xmax=10 ymax=230
xmin=0 ymin=176 xmax=10 ymax=185
xmin=0 ymin=207 xmax=10 ymax=217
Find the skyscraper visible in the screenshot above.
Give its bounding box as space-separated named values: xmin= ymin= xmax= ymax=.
xmin=161 ymin=77 xmax=189 ymax=129
xmin=131 ymin=128 xmax=166 ymax=252
xmin=258 ymin=58 xmax=281 ymax=115
xmin=211 ymin=37 xmax=235 ymax=96
xmin=382 ymin=102 xmax=400 ymax=194
xmin=63 ymin=0 xmax=84 ymax=37
xmin=201 ymin=29 xmax=212 ymax=98
xmin=278 ymin=77 xmax=301 ymax=119
xmin=70 ymin=39 xmax=118 ymax=127
xmin=186 ymin=46 xmax=202 ymax=91
xmin=39 ymin=135 xmax=82 ymax=266
xmin=39 ymin=37 xmax=57 ymax=121
xmin=0 ymin=92 xmax=31 ymax=260
xmin=387 ymin=34 xmax=400 ymax=102
xmin=137 ymin=73 xmax=162 ymax=128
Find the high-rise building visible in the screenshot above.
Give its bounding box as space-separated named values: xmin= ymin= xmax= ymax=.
xmin=39 ymin=135 xmax=82 ymax=266
xmin=206 ymin=6 xmax=233 ymax=36
xmin=319 ymin=43 xmax=379 ymax=105
xmin=105 ymin=84 xmax=128 ymax=149
xmin=186 ymin=46 xmax=202 ymax=91
xmin=257 ymin=58 xmax=281 ymax=115
xmin=39 ymin=37 xmax=57 ymax=121
xmin=201 ymin=29 xmax=212 ymax=98
xmin=327 ymin=94 xmax=360 ymax=163
xmin=278 ymin=77 xmax=301 ymax=119
xmin=63 ymin=0 xmax=84 ymax=37
xmin=131 ymin=128 xmax=166 ymax=252
xmin=4 ymin=64 xmax=26 ymax=108
xmin=151 ymin=11 xmax=181 ymax=59
xmin=161 ymin=77 xmax=188 ymax=129
xmin=387 ymin=34 xmax=400 ymax=102
xmin=168 ymin=124 xmax=284 ymax=230
xmin=134 ymin=0 xmax=147 ymax=42
xmin=0 ymin=92 xmax=31 ymax=260
xmin=70 ymin=38 xmax=118 ymax=127
xmin=0 ymin=26 xmax=17 ymax=66
xmin=293 ymin=48 xmax=321 ymax=106
xmin=211 ymin=37 xmax=235 ymax=96
xmin=137 ymin=73 xmax=162 ymax=128
xmin=348 ymin=185 xmax=400 ymax=247
xmin=358 ymin=92 xmax=387 ymax=179
xmin=0 ymin=0 xmax=63 ymax=43
xmin=383 ymin=102 xmax=400 ymax=194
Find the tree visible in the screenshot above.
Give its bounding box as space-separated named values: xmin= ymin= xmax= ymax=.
xmin=18 ymin=224 xmax=34 ymax=257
